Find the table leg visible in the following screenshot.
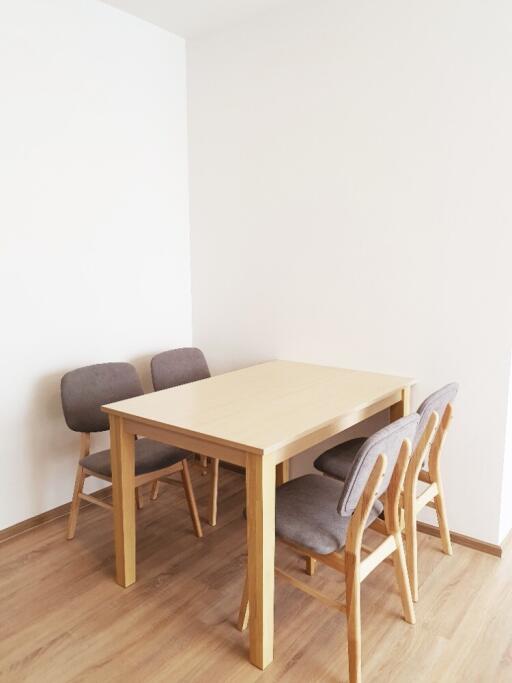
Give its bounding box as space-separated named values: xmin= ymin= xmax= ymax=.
xmin=276 ymin=460 xmax=289 ymax=486
xmin=209 ymin=457 xmax=219 ymax=526
xmin=246 ymin=453 xmax=276 ymax=669
xmin=109 ymin=415 xmax=136 ymax=587
xmin=390 ymin=386 xmax=411 ymax=421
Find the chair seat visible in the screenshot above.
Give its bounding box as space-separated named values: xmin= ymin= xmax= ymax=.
xmin=80 ymin=438 xmax=190 ymax=478
xmin=276 ymin=474 xmax=383 ymax=555
xmin=313 ymin=437 xmax=366 ymax=481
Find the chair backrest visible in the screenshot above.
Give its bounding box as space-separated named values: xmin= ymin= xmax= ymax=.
xmin=151 ymin=347 xmax=210 ymax=391
xmin=337 ymin=413 xmax=420 ymax=516
xmin=61 ymin=362 xmax=143 ymax=433
xmin=412 ymin=383 xmax=458 ymax=451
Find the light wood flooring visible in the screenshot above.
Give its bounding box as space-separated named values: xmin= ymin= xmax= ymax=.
xmin=1 ymin=467 xmax=510 ymax=682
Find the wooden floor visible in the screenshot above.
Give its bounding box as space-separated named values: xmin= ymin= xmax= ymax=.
xmin=1 ymin=467 xmax=511 ymax=683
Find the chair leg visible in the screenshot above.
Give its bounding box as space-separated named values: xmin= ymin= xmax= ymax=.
xmin=209 ymin=457 xmax=219 ymax=526
xmin=200 ymin=455 xmax=208 ymax=475
xmin=404 ymin=502 xmax=419 ymax=602
xmin=150 ymin=481 xmax=160 ymax=501
xmin=136 ymin=487 xmax=144 ymax=510
xmin=237 ymin=572 xmax=250 ymax=631
xmin=345 ymin=554 xmax=362 ymax=683
xmin=67 ymin=465 xmax=86 ymax=540
xmin=392 ymin=533 xmax=416 ymax=624
xmin=181 ymin=460 xmax=203 ymax=538
xmin=305 ymin=556 xmax=317 ymax=576
xmin=433 ymin=483 xmax=452 ymax=555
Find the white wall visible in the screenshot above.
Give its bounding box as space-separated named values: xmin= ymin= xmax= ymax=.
xmin=188 ymin=0 xmax=512 ymax=544
xmin=0 ymin=0 xmax=191 ymax=530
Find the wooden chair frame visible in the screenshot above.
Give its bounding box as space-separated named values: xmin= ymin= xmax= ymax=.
xmin=150 ymin=455 xmax=220 ymax=526
xmin=67 ymin=432 xmax=203 ymax=540
xmin=404 ymin=404 xmax=453 ymax=601
xmin=238 ymin=440 xmax=415 ymax=683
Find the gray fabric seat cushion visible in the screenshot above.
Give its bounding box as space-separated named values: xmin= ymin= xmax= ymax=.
xmin=275 ymin=474 xmax=383 ymax=555
xmin=80 ymin=438 xmax=190 ymax=478
xmin=313 ymin=437 xmax=366 ymax=481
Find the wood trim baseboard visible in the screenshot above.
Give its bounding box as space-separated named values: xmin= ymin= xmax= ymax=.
xmin=417 ymin=521 xmax=502 ymax=558
xmin=0 ymin=476 xmax=503 ymax=560
xmin=0 ymin=486 xmax=113 ymax=545
xmin=1 ymin=462 xmax=230 ymax=544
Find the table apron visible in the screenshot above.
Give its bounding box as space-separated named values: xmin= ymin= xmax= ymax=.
xmin=122 ymin=389 xmax=402 ymax=470
xmin=123 ymin=419 xmax=248 ymax=467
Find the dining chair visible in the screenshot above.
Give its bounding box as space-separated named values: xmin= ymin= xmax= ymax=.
xmin=313 ymin=383 xmax=458 ymax=601
xmin=150 ymin=348 xmax=219 ymax=525
xmin=61 ymin=362 xmax=203 ymax=540
xmin=238 ymin=414 xmax=419 ymax=683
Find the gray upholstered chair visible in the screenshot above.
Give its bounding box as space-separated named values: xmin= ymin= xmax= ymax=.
xmin=313 ymin=383 xmax=458 ymax=601
xmin=150 ymin=348 xmax=219 ymax=525
xmin=61 ymin=362 xmax=203 ymax=541
xmin=238 ymin=414 xmax=419 ymax=683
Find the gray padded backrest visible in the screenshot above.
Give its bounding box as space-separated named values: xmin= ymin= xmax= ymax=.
xmin=151 ymin=347 xmax=210 ymax=392
xmin=337 ymin=413 xmax=420 ymax=516
xmin=412 ymin=383 xmax=459 ymax=450
xmin=61 ymin=362 xmax=143 ymax=433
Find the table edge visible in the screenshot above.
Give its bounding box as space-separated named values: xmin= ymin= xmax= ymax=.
xmin=101 ymin=382 xmax=413 ymax=457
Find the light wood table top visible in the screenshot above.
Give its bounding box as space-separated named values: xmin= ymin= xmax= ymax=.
xmin=103 ymin=360 xmax=413 ymax=457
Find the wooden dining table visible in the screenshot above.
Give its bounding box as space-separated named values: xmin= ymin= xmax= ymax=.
xmin=101 ymin=360 xmax=413 ymax=670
